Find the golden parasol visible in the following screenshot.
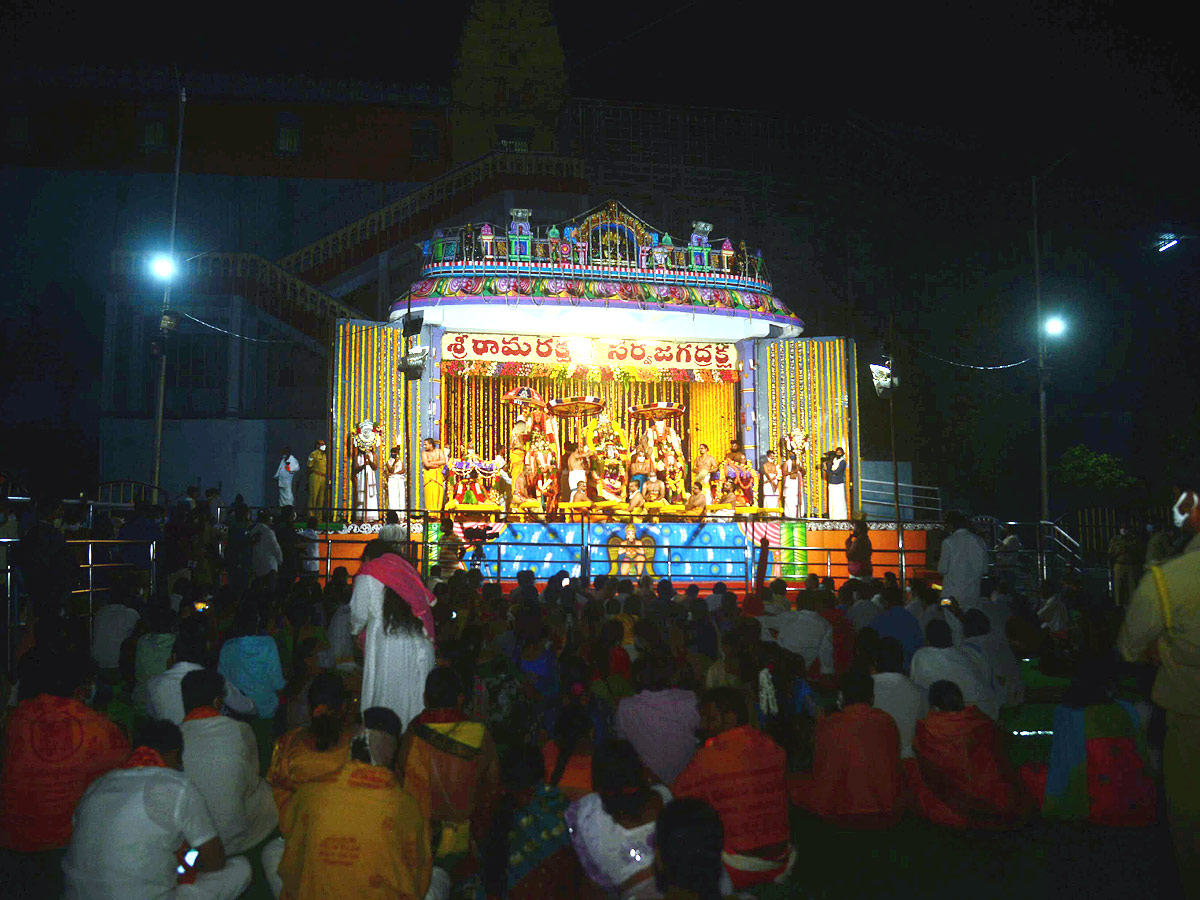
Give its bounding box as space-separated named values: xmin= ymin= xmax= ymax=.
xmin=627 ymin=401 xmax=685 ymax=421
xmin=547 ymin=396 xmax=606 ymax=418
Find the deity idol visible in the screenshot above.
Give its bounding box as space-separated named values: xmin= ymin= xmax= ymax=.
xmin=597 ymin=444 xmax=628 ymax=502
xmin=350 ymin=420 xmax=380 ymax=523
xmin=642 ymin=418 xmax=683 ymax=473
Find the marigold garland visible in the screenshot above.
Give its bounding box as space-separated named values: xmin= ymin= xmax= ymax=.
xmin=439 ymin=359 xmax=737 ymax=383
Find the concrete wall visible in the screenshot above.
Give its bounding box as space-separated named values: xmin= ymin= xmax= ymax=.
xmin=99 ymin=416 xmax=325 ymax=509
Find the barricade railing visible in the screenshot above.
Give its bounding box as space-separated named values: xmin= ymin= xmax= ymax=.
xmin=859 ymin=479 xmax=943 ymax=521
xmin=3 ymin=537 xmax=157 ymax=674
xmin=66 ymin=539 xmax=158 ymax=644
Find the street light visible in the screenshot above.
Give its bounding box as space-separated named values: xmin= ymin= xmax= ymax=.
xmin=1044 ymin=316 xmax=1066 ymax=337
xmin=150 ymin=254 xmax=177 ymax=281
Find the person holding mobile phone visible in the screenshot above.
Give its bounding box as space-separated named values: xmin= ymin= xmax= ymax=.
xmin=63 ymin=720 xmax=251 ymax=900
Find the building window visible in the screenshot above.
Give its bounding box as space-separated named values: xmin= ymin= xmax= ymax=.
xmin=277 ymin=113 xmax=301 ymax=154
xmin=411 ymin=119 xmax=438 ymax=161
xmin=495 ymin=124 xmax=532 ymax=153
xmin=142 ymin=119 xmax=166 ymax=150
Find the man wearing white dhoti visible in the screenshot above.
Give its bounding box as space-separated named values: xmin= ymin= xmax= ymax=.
xmin=385 ymin=445 xmax=408 ymax=517
xmin=937 ymin=510 xmax=990 ymax=610
xmin=274 ymin=448 xmax=300 ymax=507
xmin=825 ymin=447 xmax=848 ymax=519
xmin=760 ymin=450 xmax=781 ymax=512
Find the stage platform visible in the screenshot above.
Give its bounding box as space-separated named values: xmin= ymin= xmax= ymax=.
xmin=313 ymin=519 xmax=933 ymax=589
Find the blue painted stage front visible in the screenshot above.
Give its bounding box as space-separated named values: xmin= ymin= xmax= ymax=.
xmin=438 ymin=520 xmax=808 ymax=582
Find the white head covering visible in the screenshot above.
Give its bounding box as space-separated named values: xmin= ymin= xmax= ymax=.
xmin=378 ymin=524 xmax=405 ymax=543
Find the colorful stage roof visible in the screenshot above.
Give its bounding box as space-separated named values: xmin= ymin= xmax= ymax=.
xmin=389 ymin=201 xmax=803 ymax=336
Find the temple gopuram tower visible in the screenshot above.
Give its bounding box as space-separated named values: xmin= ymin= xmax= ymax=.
xmin=450 ymin=0 xmax=570 ymax=161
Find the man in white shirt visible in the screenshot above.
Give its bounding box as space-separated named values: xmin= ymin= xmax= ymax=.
xmin=91 ymin=595 xmax=141 ymax=670
xmin=761 ymin=590 xmax=834 ymax=675
xmin=937 ymin=511 xmax=990 ymax=609
xmin=961 ymin=608 xmax=1024 ymax=708
xmin=274 ymin=447 xmax=300 ymax=508
xmin=146 ymin=620 xmax=256 ymax=724
xmin=324 ymin=600 xmax=355 ymax=667
xmin=249 ymin=511 xmax=282 ymax=581
xmin=705 ymin=582 xmax=728 ymax=613
xmin=1037 ymin=582 xmax=1071 ymax=634
xmin=180 ymin=670 xmax=277 ymax=855
xmin=979 ymin=579 xmax=1015 ymax=637
xmin=63 ymin=719 xmax=251 ymax=900
xmin=870 ymin=636 xmax=927 ymax=759
xmin=297 ymin=515 xmax=321 ymax=577
xmin=843 ymin=580 xmax=882 ymax=632
xmin=910 ymin=619 xmax=999 ymax=720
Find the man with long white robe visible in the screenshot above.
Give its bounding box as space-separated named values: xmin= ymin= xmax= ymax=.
xmin=385 ymin=446 xmax=407 ymax=517
xmin=825 ymin=449 xmax=848 ymax=519
xmin=274 ymin=449 xmax=300 ymax=507
xmin=937 ymin=511 xmax=990 ymax=609
xmin=349 ymin=551 xmax=436 ymax=730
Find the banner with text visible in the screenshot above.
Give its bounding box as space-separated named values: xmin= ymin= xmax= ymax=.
xmin=442 ymin=332 xmax=738 ymax=370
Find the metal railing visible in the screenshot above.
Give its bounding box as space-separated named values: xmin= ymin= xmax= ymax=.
xmin=859 ymin=478 xmax=943 ymax=521
xmin=276 ymin=151 xmax=589 ymax=279
xmin=110 ymin=250 xmax=357 ymax=340
xmin=3 ymin=537 xmax=157 ymax=673
xmin=96 ymin=480 xmax=170 ymax=509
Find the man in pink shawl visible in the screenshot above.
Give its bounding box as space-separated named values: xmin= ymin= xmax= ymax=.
xmin=350 ymin=534 xmax=437 ymax=729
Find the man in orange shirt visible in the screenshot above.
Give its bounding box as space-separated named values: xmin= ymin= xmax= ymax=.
xmin=788 ymin=667 xmax=905 ymax=828
xmin=672 ymin=687 xmax=795 ymax=891
xmin=0 ymin=655 xmax=130 ymax=852
xmin=908 ymin=680 xmax=1031 ymax=829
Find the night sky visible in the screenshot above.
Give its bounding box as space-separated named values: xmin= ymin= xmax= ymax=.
xmin=2 ymin=0 xmax=1197 ymax=511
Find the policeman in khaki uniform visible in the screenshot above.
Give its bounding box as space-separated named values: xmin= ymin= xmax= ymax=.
xmin=1119 ymin=486 xmax=1200 ymax=899
xmin=306 ymin=439 xmax=328 ymax=515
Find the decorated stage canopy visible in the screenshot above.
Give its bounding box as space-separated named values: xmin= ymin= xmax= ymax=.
xmin=329 ymin=203 xmax=860 ymax=521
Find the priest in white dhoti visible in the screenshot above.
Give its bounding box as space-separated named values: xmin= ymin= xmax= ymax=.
xmin=385 ymin=444 xmax=408 ymax=517
xmin=760 ymin=450 xmax=781 ymax=511
xmin=825 ymin=447 xmax=848 ymax=519
xmin=350 ymin=420 xmax=380 ymax=523
xmin=274 ymin=448 xmax=300 ymax=507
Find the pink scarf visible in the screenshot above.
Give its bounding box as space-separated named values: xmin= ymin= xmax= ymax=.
xmin=358 ymin=553 xmax=436 ymax=643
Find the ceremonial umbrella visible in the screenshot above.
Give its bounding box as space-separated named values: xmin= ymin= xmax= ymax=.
xmin=501 ymin=385 xmax=547 ymax=409
xmin=628 ymin=401 xmax=685 ymax=421
xmin=547 ymin=396 xmax=606 ymax=418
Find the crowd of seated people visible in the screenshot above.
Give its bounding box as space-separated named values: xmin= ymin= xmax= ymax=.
xmin=2 ymin=493 xmax=1195 ymax=899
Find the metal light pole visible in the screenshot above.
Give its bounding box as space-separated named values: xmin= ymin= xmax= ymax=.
xmin=1032 ymin=174 xmax=1049 ymax=525
xmin=870 ymin=326 xmax=904 ymax=587
xmin=151 ymin=82 xmax=187 ymax=491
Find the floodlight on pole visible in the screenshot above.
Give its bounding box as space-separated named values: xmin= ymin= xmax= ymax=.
xmin=1044 ymin=316 xmax=1066 ymax=337
xmin=150 ymin=254 xmax=177 ymax=280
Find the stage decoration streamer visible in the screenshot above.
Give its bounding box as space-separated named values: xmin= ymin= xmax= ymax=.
xmin=332 ymin=321 xmax=408 ymax=517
